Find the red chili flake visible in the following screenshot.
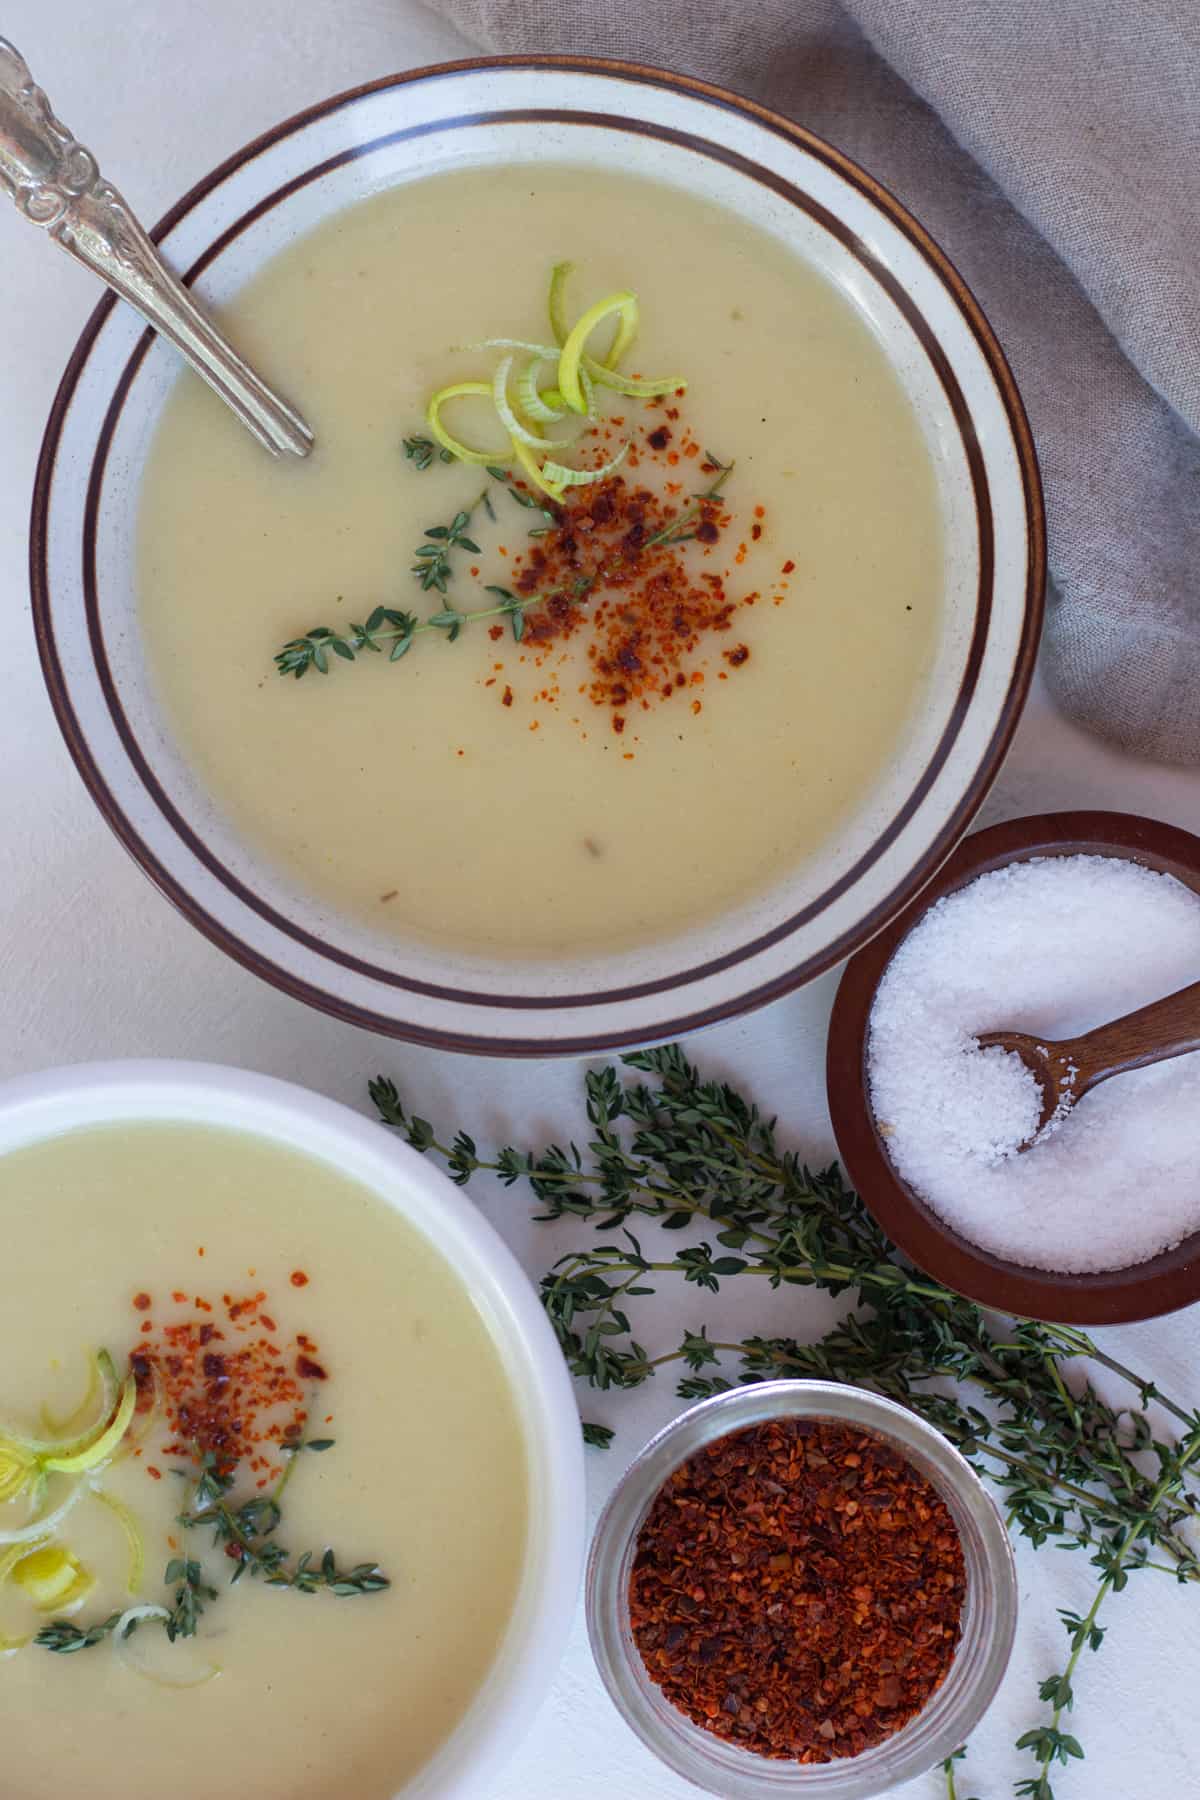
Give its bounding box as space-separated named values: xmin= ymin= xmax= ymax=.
xmin=297 ymin=1355 xmax=328 ymax=1382
xmin=129 ymin=1286 xmax=320 ymax=1482
xmin=290 ymin=1271 xmax=309 ymax=1288
xmin=171 ymin=1291 xmax=188 ymax=1305
xmin=133 ymin=1292 xmax=151 ymax=1312
xmin=501 ymin=686 xmax=514 ymax=707
xmin=629 ymin=1420 xmax=965 ymax=1764
xmin=488 ymin=624 xmax=504 ymax=641
xmin=724 ymin=644 xmax=751 ymax=667
xmin=751 ymin=523 xmax=763 ymax=541
xmin=146 ymin=1466 xmax=162 ymax=1481
xmin=647 ymin=426 xmax=671 ymax=450
xmin=197 ymin=1246 xmax=206 ymax=1257
xmin=782 ymin=559 xmax=796 ymax=574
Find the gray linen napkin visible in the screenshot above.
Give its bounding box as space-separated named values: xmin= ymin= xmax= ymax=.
xmin=424 ymin=0 xmax=1200 ymax=766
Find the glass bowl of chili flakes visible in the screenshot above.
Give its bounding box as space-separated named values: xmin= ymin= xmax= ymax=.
xmin=586 ymin=1379 xmax=1017 ymax=1798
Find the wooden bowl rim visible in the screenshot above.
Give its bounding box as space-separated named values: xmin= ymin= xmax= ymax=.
xmin=826 ymin=809 xmax=1200 ymax=1324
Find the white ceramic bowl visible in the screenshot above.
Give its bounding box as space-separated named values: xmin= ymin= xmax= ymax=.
xmin=0 ymin=1060 xmax=585 ymax=1798
xmin=32 ymin=57 xmax=1045 ymax=1054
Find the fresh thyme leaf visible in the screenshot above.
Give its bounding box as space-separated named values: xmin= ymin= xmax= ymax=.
xmin=581 ymin=1421 xmax=615 ymax=1449
xmin=403 ymin=434 xmax=454 ymax=471
xmin=368 ymin=1043 xmax=1200 ymax=1800
xmin=35 ymin=1613 xmax=124 ymax=1653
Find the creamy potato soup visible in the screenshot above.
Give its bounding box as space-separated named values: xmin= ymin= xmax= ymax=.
xmin=0 ymin=1124 xmax=527 ymax=1800
xmin=137 ymin=165 xmax=942 ymax=957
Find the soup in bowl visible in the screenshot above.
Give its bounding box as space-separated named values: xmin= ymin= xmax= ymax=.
xmin=33 ymin=59 xmax=1044 ymax=1051
xmin=0 ymin=1062 xmax=583 ymax=1798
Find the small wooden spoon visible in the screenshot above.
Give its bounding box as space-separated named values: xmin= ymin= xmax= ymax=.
xmin=977 ymin=979 xmax=1200 ymax=1147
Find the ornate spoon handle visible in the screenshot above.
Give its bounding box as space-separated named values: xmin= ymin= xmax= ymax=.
xmin=0 ymin=37 xmax=312 ymax=458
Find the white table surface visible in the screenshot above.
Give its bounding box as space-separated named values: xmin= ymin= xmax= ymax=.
xmin=2 ymin=6 xmax=1199 ymax=1795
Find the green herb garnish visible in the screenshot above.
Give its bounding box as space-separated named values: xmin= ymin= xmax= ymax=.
xmin=369 ymin=1043 xmax=1200 ymax=1800
xmin=275 ymin=457 xmax=733 ymax=678
xmin=35 ymin=1437 xmax=387 ymax=1654
xmin=403 ymin=433 xmax=454 ymax=471
xmin=411 ymin=491 xmax=487 ymax=594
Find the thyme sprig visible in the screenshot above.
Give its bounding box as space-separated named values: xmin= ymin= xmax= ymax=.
xmin=411 ymin=490 xmax=488 ymax=593
xmin=644 ymin=453 xmax=734 ymax=549
xmin=275 ymin=452 xmax=734 ymax=678
xmin=369 ymin=1044 xmax=1200 ymax=1800
xmin=35 ymin=1437 xmax=387 ymax=1654
xmin=179 ymin=1443 xmax=387 ymax=1596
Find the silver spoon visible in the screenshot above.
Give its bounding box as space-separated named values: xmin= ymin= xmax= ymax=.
xmin=0 ymin=37 xmax=312 ymax=458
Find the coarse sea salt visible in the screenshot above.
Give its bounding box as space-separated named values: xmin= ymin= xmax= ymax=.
xmin=867 ymin=854 xmax=1200 ymax=1274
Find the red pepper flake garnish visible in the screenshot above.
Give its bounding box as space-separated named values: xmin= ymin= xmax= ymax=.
xmin=197 ymin=1246 xmax=205 ymax=1257
xmin=128 ymin=1285 xmax=323 ymax=1483
xmin=629 ymin=1419 xmax=965 ymax=1764
xmin=647 ymin=426 xmax=671 ymax=450
xmin=489 ymin=624 xmax=504 ymax=641
xmin=297 ymin=1355 xmax=328 ymax=1382
xmin=723 ymin=644 xmax=751 ymax=667
xmin=146 ymin=1466 xmax=162 ymax=1481
xmin=502 ymin=686 xmax=514 ymax=707
xmin=751 ymin=523 xmax=762 ymax=540
xmin=171 ymin=1291 xmax=188 ymax=1305
xmin=782 ymin=559 xmax=796 ymax=574
xmin=133 ymin=1292 xmax=151 ymax=1312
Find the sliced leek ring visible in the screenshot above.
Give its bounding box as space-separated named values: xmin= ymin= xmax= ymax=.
xmin=469 ymin=336 xmax=562 ymax=360
xmin=41 ymin=1373 xmax=135 ymax=1475
xmin=0 ymin=1538 xmax=47 ymax=1653
xmin=13 ymin=1544 xmax=94 ymax=1614
xmin=590 ymin=365 xmax=687 ymax=399
xmin=2 ymin=1350 xmax=118 ymax=1460
xmin=558 ymin=291 xmax=640 ymax=414
xmin=0 ymin=1442 xmax=36 ymax=1505
xmin=550 ymin=263 xmax=683 ymax=400
xmin=492 ymin=356 xmax=548 ymax=450
xmin=510 ymin=437 xmax=565 ymax=501
xmin=94 ymin=1487 xmax=146 ymax=1594
xmin=426 ymin=381 xmax=513 ymax=466
xmin=517 ymin=356 xmax=566 ymax=423
xmin=116 ymin=1605 xmax=220 ymax=1688
xmin=540 ymin=441 xmax=630 ymax=489
xmin=0 ymin=1476 xmax=87 ymax=1547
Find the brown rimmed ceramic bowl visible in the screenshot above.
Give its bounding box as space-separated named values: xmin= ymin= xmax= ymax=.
xmin=827 ymin=810 xmax=1200 ymax=1324
xmin=31 ymin=56 xmax=1044 ymax=1055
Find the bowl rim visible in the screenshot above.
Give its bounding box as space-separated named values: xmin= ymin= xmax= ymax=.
xmin=0 ymin=1057 xmax=586 ymax=1796
xmin=826 ymin=809 xmax=1200 ymax=1324
xmin=30 ymin=54 xmax=1047 ymax=1055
